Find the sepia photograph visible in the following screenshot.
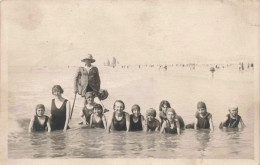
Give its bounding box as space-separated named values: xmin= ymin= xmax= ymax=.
xmin=1 ymin=0 xmax=259 ymax=164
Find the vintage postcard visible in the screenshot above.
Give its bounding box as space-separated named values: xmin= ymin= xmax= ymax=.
xmin=0 ymin=0 xmax=259 ymax=165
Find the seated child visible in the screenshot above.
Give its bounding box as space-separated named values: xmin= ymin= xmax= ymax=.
xmin=160 ymin=108 xmax=180 ymax=135
xmin=129 ymin=104 xmax=145 ymax=131
xmin=159 ymin=100 xmax=185 ymax=129
xmin=79 ymin=92 xmax=95 ymax=125
xmin=90 ymin=104 xmax=107 ymax=129
xmin=144 ymin=108 xmax=161 ymax=132
xmin=220 ymin=105 xmax=246 ymax=129
xmin=194 ymin=101 xmax=214 ymax=130
xmin=28 ymin=104 xmax=51 ymax=132
xmin=107 ymin=100 xmax=130 ymax=133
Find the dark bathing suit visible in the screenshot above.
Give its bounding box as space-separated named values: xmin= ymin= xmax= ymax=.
xmin=164 ymin=120 xmax=177 ymax=134
xmin=196 ymin=113 xmax=211 ymax=129
xmin=51 ymin=99 xmax=69 ymax=130
xmin=129 ymin=115 xmax=142 ymax=131
xmin=222 ymin=114 xmax=241 ymax=128
xmin=91 ymin=115 xmax=104 ymax=128
xmin=112 ymin=112 xmax=127 ymax=131
xmin=159 ymin=111 xmax=185 ymax=129
xmin=82 ymin=106 xmax=93 ymax=124
xmin=33 ymin=115 xmax=49 ymax=131
xmin=147 ymin=119 xmax=160 ymax=131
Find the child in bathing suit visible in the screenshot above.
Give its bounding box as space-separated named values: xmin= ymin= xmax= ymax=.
xmin=194 ymin=101 xmax=214 ymax=131
xmin=144 ymin=108 xmax=161 ymax=132
xmin=129 ymin=104 xmax=145 ymax=131
xmin=220 ymin=105 xmax=246 ymax=129
xmin=79 ymin=92 xmax=96 ymax=125
xmin=28 ymin=104 xmax=51 ymax=132
xmin=160 ymin=108 xmax=180 ymax=135
xmin=90 ymin=104 xmax=107 ymax=129
xmin=107 ymin=100 xmax=130 ymax=133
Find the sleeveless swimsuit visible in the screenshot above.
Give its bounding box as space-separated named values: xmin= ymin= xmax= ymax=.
xmin=129 ymin=115 xmax=143 ymax=131
xmin=82 ymin=106 xmax=94 ymax=124
xmin=51 ymin=99 xmax=68 ymax=130
xmin=164 ymin=119 xmax=177 ymax=134
xmin=147 ymin=119 xmax=160 ymax=131
xmin=112 ymin=112 xmax=127 ymax=131
xmin=33 ymin=115 xmax=49 ymax=131
xmin=196 ymin=113 xmax=211 ymax=129
xmin=222 ymin=114 xmax=241 ymax=128
xmin=91 ymin=115 xmax=104 ymax=128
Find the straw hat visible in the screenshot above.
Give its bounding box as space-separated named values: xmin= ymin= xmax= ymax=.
xmin=81 ymin=54 xmax=96 ymax=63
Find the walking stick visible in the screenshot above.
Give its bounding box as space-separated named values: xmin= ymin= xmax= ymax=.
xmin=70 ymin=93 xmax=77 ymax=119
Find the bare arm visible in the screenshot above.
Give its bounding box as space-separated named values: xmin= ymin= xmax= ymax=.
xmin=64 ymin=101 xmax=71 ymax=131
xmin=28 ymin=116 xmax=35 ymax=133
xmin=89 ymin=114 xmax=93 ymax=128
xmin=176 ymin=119 xmax=181 ymax=135
xmin=102 ymin=115 xmax=107 ymax=130
xmin=106 ymin=113 xmax=113 ymax=133
xmin=160 ymin=121 xmax=166 ymax=134
xmin=80 ymin=113 xmax=87 ymax=124
xmin=209 ymin=115 xmax=214 ymax=131
xmin=238 ymin=117 xmax=246 ymax=128
xmin=155 ymin=120 xmax=161 ymax=132
xmin=194 ymin=118 xmax=198 ymax=130
xmin=47 ymin=117 xmax=51 ymax=132
xmin=141 ymin=115 xmax=146 ymax=130
xmin=125 ymin=113 xmax=130 ymax=132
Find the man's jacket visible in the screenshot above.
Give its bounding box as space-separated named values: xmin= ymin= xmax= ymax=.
xmin=74 ymin=66 xmax=100 ymax=97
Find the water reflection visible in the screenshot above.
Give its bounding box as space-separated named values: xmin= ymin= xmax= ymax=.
xmin=49 ymin=131 xmax=67 ymax=158
xmin=195 ymin=129 xmax=211 ymax=158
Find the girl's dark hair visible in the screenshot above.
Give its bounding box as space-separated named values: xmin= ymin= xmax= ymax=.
xmin=131 ymin=104 xmax=141 ymax=113
xmin=159 ymin=100 xmax=171 ymax=111
xmin=52 ymin=85 xmax=64 ymax=94
xmin=113 ymin=100 xmax=125 ymax=110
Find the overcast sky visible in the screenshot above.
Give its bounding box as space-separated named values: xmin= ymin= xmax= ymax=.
xmin=2 ymin=0 xmax=259 ymax=67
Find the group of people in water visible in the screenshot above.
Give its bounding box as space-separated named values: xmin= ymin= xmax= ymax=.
xmin=28 ymin=86 xmax=246 ymax=134
xmin=28 ymin=54 xmax=246 ymax=134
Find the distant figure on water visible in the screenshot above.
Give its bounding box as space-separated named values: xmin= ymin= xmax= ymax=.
xmin=50 ymin=85 xmax=71 ymax=131
xmin=159 ymin=100 xmax=185 ymax=129
xmin=144 ymin=108 xmax=160 ymax=132
xmin=28 ymin=104 xmax=51 ymax=132
xmin=79 ymin=92 xmax=95 ymax=125
xmin=219 ymin=105 xmax=246 ymax=129
xmin=129 ymin=104 xmax=145 ymax=131
xmin=90 ymin=104 xmax=107 ymax=129
xmin=160 ymin=108 xmax=180 ymax=135
xmin=194 ymin=101 xmax=214 ymax=131
xmin=107 ymin=100 xmax=130 ymax=133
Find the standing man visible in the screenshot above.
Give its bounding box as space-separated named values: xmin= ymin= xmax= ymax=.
xmin=74 ymin=54 xmax=101 ymax=97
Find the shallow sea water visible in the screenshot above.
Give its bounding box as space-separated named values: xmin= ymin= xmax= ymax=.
xmin=8 ymin=65 xmax=255 ymax=158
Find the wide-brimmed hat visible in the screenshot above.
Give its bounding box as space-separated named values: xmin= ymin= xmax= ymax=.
xmin=97 ymin=89 xmax=109 ymax=100
xmin=81 ymin=54 xmax=96 ymax=63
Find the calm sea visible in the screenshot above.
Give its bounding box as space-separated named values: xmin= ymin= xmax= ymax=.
xmin=8 ymin=65 xmax=255 ymax=158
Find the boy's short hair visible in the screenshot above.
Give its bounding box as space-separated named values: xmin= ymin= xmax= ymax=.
xmin=52 ymin=85 xmax=64 ymax=94
xmin=131 ymin=104 xmax=140 ymax=113
xmin=159 ymin=100 xmax=171 ymax=111
xmin=113 ymin=100 xmax=125 ymax=110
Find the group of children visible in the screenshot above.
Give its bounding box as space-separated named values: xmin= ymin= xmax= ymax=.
xmin=28 ymin=91 xmax=246 ymax=134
